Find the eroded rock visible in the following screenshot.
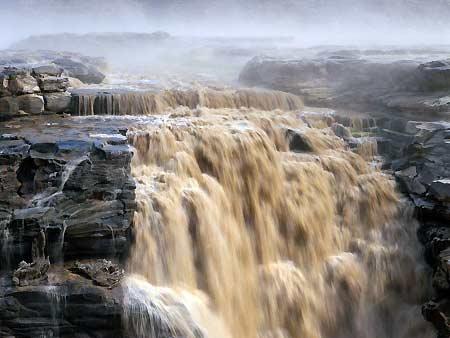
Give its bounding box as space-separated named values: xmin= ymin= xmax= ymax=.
xmin=12 ymin=230 xmax=50 ymax=286
xmin=70 ymin=259 xmax=124 ymax=288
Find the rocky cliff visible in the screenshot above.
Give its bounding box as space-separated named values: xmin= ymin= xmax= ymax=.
xmin=0 ymin=116 xmax=135 ymax=337
xmin=330 ymin=115 xmax=450 ymax=337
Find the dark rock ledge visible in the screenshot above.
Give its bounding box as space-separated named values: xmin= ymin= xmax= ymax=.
xmin=332 ymin=116 xmax=450 ymax=337
xmin=0 ymin=115 xmax=135 ymax=337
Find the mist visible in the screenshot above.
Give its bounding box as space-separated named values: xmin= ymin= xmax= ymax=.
xmin=3 ymin=0 xmax=450 ymax=49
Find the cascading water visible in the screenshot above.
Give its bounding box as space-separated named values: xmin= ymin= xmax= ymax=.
xmin=122 ymin=105 xmax=434 ymax=338
xmin=72 ymin=88 xmax=304 ymax=116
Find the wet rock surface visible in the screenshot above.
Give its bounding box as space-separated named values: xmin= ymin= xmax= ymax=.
xmin=0 ymin=115 xmax=135 ymax=336
xmin=364 ymin=118 xmax=450 ymax=337
xmin=0 ymin=277 xmax=124 ymax=338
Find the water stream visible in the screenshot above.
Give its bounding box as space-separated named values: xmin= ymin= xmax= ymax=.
xmin=122 ymin=106 xmax=434 ymax=338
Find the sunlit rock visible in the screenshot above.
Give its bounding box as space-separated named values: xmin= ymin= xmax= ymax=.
xmin=44 ymin=91 xmax=72 ymax=113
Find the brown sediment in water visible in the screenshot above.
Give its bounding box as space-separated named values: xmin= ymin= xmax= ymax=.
xmin=73 ymin=88 xmax=304 ymax=116
xmin=123 ymin=106 xmax=433 ymax=338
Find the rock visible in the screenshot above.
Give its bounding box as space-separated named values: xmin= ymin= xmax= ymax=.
xmin=0 ymin=96 xmax=19 ymax=117
xmin=418 ymin=59 xmax=450 ymax=91
xmin=0 ymin=73 xmax=10 ymax=97
xmin=32 ymin=64 xmax=63 ymax=77
xmin=0 ymin=67 xmax=40 ymax=96
xmin=7 ymin=74 xmax=40 ymax=96
xmin=376 ymin=116 xmax=450 ymax=337
xmin=70 ymin=259 xmax=124 ymax=288
xmin=0 ymin=115 xmax=135 ymax=337
xmin=422 ymin=300 xmax=450 ymax=337
xmin=44 ymin=92 xmax=72 ymax=113
xmin=0 ymin=116 xmax=136 ymax=267
xmin=331 ymin=123 xmax=352 ymax=139
xmin=12 ymin=230 xmax=50 ymax=286
xmin=430 ymin=179 xmax=450 ymax=202
xmin=433 ymin=249 xmax=450 ymax=293
xmin=0 ymin=282 xmax=124 ymax=337
xmin=17 ymin=94 xmax=44 ymax=115
xmin=38 ymin=76 xmax=69 ymax=92
xmin=68 ymin=76 xmax=85 ymax=88
xmin=53 ymin=58 xmax=105 ymax=84
xmin=285 ymin=128 xmax=314 ymax=152
xmin=239 ymin=55 xmax=450 ymax=118
xmin=395 ymin=166 xmax=427 ymax=195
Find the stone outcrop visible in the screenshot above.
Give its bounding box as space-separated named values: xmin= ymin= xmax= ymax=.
xmin=350 ymin=117 xmax=450 ymax=337
xmin=0 ymin=115 xmax=136 ymax=337
xmin=324 ymin=113 xmax=450 ymax=336
xmin=239 ymin=55 xmax=450 ymax=118
xmin=52 ymin=58 xmax=106 ymax=84
xmin=0 ymin=281 xmax=124 ymax=338
xmin=44 ymin=92 xmax=72 ymax=113
xmin=0 ymin=66 xmax=74 ymax=118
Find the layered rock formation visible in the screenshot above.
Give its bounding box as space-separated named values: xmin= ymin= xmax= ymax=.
xmin=395 ymin=122 xmax=450 ymax=338
xmin=239 ymin=55 xmax=450 ymax=118
xmin=0 ymin=51 xmax=108 ymax=119
xmin=331 ymin=115 xmax=450 ymax=337
xmin=0 ymin=66 xmax=71 ymax=119
xmin=0 ymin=116 xmax=135 ymax=337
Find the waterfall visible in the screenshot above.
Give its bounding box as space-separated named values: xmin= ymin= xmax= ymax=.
xmin=123 ymin=106 xmax=434 ymax=338
xmin=72 ymin=88 xmax=304 ymax=116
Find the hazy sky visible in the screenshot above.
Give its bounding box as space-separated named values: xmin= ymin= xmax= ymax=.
xmin=2 ymin=0 xmax=450 ymax=48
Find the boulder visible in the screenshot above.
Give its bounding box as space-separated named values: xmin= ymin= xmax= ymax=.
xmin=418 ymin=59 xmax=450 ymax=91
xmin=53 ymin=58 xmax=105 ymax=84
xmin=32 ymin=64 xmax=63 ymax=77
xmin=331 ymin=123 xmax=352 ymax=139
xmin=8 ymin=73 xmax=40 ymax=95
xmin=395 ymin=166 xmax=427 ymax=195
xmin=430 ymin=179 xmax=450 ymax=202
xmin=0 ymin=96 xmax=19 ymax=116
xmin=67 ymin=76 xmax=84 ymax=88
xmin=44 ymin=92 xmax=72 ymax=113
xmin=0 ymin=67 xmax=40 ymax=96
xmin=38 ymin=76 xmax=69 ymax=92
xmin=17 ymin=94 xmax=44 ymax=115
xmin=285 ymin=128 xmax=314 ymax=152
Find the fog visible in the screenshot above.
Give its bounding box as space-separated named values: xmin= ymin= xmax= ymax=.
xmin=2 ymin=0 xmax=450 ymax=49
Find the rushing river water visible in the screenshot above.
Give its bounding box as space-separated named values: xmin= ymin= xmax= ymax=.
xmin=119 ymin=104 xmax=434 ymax=338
